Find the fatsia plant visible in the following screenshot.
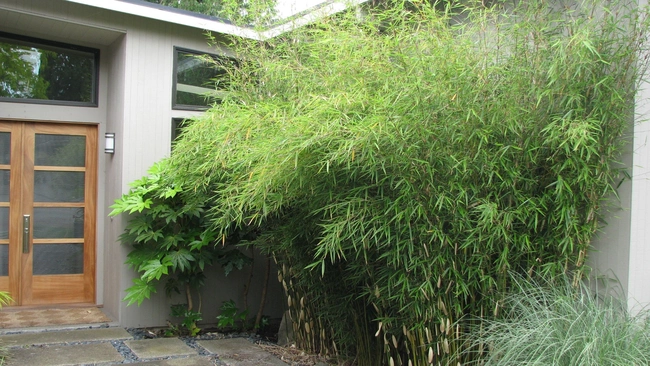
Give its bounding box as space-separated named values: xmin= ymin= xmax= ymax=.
xmin=109 ymin=160 xmax=251 ymax=333
xmin=168 ymin=0 xmax=650 ymax=364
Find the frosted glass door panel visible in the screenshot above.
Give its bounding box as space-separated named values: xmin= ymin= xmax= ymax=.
xmin=0 ymin=208 xmax=7 ymax=240
xmin=34 ymin=134 xmax=85 ymax=167
xmin=33 ymin=207 xmax=84 ymax=239
xmin=0 ymin=170 xmax=8 ymax=202
xmin=0 ymin=245 xmax=7 ymax=276
xmin=33 ymin=244 xmax=83 ymax=275
xmin=34 ymin=171 xmax=84 ymax=202
xmin=0 ymin=132 xmax=9 ymax=164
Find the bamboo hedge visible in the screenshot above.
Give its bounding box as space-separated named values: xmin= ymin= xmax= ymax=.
xmin=167 ymin=1 xmax=650 ymax=364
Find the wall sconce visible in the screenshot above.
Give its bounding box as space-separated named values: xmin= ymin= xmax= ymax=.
xmin=105 ymin=132 xmax=115 ymax=154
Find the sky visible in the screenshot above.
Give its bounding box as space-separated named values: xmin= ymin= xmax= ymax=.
xmin=274 ymin=0 xmax=331 ymax=19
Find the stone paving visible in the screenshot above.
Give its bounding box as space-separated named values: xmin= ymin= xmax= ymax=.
xmin=199 ymin=338 xmax=287 ymax=366
xmin=0 ymin=327 xmax=287 ymax=366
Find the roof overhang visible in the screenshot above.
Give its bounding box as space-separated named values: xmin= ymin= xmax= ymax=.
xmin=65 ymin=0 xmax=369 ymax=41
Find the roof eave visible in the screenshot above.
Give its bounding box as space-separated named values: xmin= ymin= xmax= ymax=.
xmin=65 ymin=0 xmax=368 ymax=41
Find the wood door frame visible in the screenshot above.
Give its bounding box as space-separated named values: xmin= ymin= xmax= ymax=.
xmin=0 ymin=120 xmax=98 ymax=306
xmin=2 ymin=122 xmax=23 ymax=303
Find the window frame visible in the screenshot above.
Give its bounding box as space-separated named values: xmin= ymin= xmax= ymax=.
xmin=0 ymin=31 xmax=100 ymax=107
xmin=171 ymin=117 xmax=189 ymax=146
xmin=172 ymin=46 xmax=234 ymax=111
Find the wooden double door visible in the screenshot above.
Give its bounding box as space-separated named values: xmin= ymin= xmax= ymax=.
xmin=0 ymin=121 xmax=96 ymax=305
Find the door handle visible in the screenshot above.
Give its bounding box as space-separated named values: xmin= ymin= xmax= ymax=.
xmin=23 ymin=214 xmax=30 ymax=254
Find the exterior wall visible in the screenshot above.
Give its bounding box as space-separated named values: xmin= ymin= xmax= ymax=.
xmin=629 ymin=44 xmax=650 ymax=312
xmin=588 ymin=129 xmax=633 ymax=296
xmin=0 ymin=0 xmax=284 ymax=327
xmin=591 ymin=0 xmax=650 ymax=313
xmin=102 ymin=33 xmax=127 ymax=323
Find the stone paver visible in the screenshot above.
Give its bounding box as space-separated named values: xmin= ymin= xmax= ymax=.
xmin=1 ymin=327 xmax=132 ymax=348
xmin=4 ymin=342 xmax=123 ymax=366
xmin=126 ymin=356 xmax=215 ymax=365
xmin=124 ymin=337 xmax=196 ymax=359
xmin=199 ymin=338 xmax=287 ymax=366
xmin=0 ymin=327 xmax=290 ymax=366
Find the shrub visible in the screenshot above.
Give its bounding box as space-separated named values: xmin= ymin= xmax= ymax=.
xmin=463 ymin=274 xmax=650 ymax=366
xmin=109 ymin=160 xmax=253 ymax=334
xmin=167 ymin=0 xmax=650 ymax=364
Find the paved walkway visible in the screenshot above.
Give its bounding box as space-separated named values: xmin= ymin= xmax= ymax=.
xmin=0 ymin=327 xmax=288 ymax=366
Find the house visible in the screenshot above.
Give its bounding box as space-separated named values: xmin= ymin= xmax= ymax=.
xmin=0 ymin=0 xmax=365 ymax=327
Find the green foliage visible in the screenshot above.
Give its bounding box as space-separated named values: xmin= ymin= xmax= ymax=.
xmin=0 ymin=42 xmax=48 ymax=99
xmin=0 ymin=292 xmax=12 ymax=364
xmin=216 ymin=246 xmax=253 ymax=276
xmin=164 ymin=323 xmax=180 ymax=337
xmin=0 ymin=292 xmax=12 ymax=308
xmin=171 ymin=304 xmax=203 ymax=336
xmin=111 ymin=158 xmax=257 ymax=339
xmin=462 ymin=274 xmax=650 ymax=366
xmin=110 ymin=159 xmax=255 ymax=310
xmin=257 ymin=315 xmax=270 ymax=331
xmin=122 ymin=278 xmax=156 ymax=306
xmin=167 ymin=0 xmax=650 ymax=364
xmin=216 ymin=299 xmax=249 ymax=330
xmin=143 ymin=0 xmax=276 ymax=26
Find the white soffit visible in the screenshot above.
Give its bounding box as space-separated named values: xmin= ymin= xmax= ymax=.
xmin=64 ymin=0 xmax=369 ymax=40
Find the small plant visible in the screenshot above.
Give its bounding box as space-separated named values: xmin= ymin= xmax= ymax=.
xmin=256 ymin=315 xmax=270 ymax=331
xmin=0 ymin=292 xmax=12 ymax=308
xmin=0 ymin=291 xmax=12 ymax=364
xmin=170 ymin=304 xmax=202 ymax=336
xmin=109 ymin=160 xmax=218 ymax=309
xmin=463 ymin=274 xmax=650 ymax=366
xmin=164 ymin=322 xmax=180 ymax=337
xmin=217 ymin=299 xmax=249 ymax=330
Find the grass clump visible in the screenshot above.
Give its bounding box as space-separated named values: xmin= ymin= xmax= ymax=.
xmin=464 ymin=275 xmax=650 ymax=366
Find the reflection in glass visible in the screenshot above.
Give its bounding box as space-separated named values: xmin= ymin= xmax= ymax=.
xmin=34 ymin=171 xmax=84 ymax=202
xmin=0 ymin=245 xmax=7 ymax=276
xmin=0 ymin=35 xmax=96 ymax=103
xmin=33 ymin=244 xmax=83 ymax=275
xmin=0 ymin=208 xmax=7 ymax=240
xmin=35 ymin=134 xmax=85 ymax=167
xmin=174 ymin=49 xmax=232 ymax=108
xmin=0 ymin=170 xmax=8 ymax=202
xmin=171 ymin=118 xmax=190 ymax=144
xmin=0 ymin=132 xmax=9 ymax=164
xmin=33 ymin=207 xmax=84 ymax=238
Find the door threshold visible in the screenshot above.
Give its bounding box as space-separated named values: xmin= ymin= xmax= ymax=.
xmin=0 ymin=305 xmax=113 ymax=329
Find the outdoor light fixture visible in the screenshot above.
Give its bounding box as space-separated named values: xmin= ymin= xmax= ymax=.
xmin=105 ymin=132 xmax=115 ymax=154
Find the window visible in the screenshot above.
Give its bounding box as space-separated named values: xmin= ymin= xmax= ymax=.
xmin=0 ymin=31 xmax=99 ymax=106
xmin=171 ymin=118 xmax=188 ymax=144
xmin=173 ymin=47 xmax=234 ymax=110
